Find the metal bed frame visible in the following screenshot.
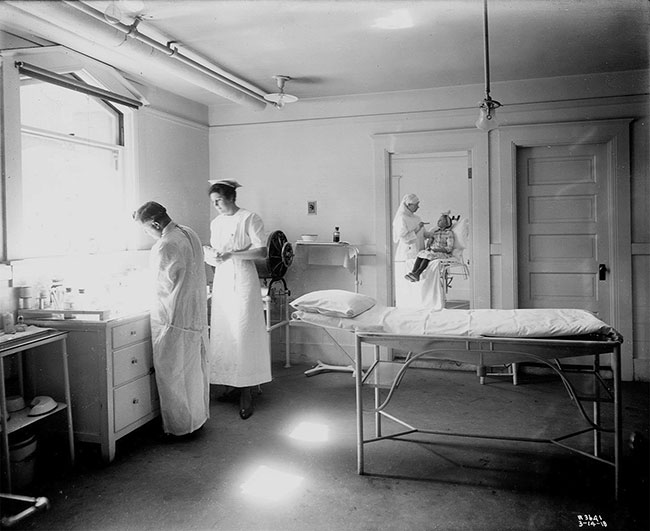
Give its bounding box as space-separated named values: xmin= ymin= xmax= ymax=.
xmin=291 ymin=241 xmax=361 ymax=376
xmin=353 ymin=332 xmax=623 ymax=500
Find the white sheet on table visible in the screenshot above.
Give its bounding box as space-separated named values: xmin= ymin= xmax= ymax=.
xmin=292 ymin=306 xmax=620 ymax=340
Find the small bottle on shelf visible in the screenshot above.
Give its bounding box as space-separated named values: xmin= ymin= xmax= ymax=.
xmin=38 ymin=290 xmax=49 ymax=309
xmin=15 ymin=315 xmax=26 ymax=333
xmin=333 ymin=226 xmax=340 ymax=243
xmin=77 ymin=288 xmax=88 ymax=309
xmin=63 ymin=287 xmax=75 ymax=310
xmin=50 ymin=280 xmax=65 ymax=309
xmin=3 ymin=312 xmax=16 ymax=334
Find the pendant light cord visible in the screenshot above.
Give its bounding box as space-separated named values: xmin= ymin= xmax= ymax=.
xmin=482 ymin=0 xmax=491 ymax=101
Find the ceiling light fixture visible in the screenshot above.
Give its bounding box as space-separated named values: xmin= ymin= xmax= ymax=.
xmin=103 ymin=1 xmax=123 ymax=24
xmin=103 ymin=0 xmax=145 ymax=25
xmin=476 ymin=0 xmax=502 ymax=131
xmin=264 ymin=75 xmax=298 ymax=109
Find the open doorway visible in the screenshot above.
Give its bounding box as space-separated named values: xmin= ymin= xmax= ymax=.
xmin=373 ymin=128 xmax=489 ymax=310
xmin=389 ymin=151 xmax=471 ymax=307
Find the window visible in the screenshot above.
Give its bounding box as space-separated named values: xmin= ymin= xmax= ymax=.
xmin=18 ymin=76 xmax=134 ymax=257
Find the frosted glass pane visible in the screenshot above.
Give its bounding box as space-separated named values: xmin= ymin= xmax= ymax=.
xmin=21 ymin=134 xmax=129 ymax=256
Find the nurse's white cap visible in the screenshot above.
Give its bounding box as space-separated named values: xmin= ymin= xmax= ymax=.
xmin=403 ymin=193 xmax=419 ymax=204
xmin=208 ymin=179 xmax=242 ymax=189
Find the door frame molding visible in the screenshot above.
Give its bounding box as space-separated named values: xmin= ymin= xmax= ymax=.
xmin=496 ymin=119 xmax=633 ymax=379
xmin=373 ymin=128 xmax=490 ymax=309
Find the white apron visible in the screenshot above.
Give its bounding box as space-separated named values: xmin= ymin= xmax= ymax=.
xmin=208 ymin=209 xmax=272 ymax=387
xmin=394 ymin=259 xmax=445 ymax=310
xmin=149 ymin=223 xmax=210 ymax=435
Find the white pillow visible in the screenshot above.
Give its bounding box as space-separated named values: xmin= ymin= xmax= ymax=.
xmin=451 ymin=217 xmax=469 ymax=250
xmin=290 ymin=289 xmax=376 ymax=318
xmin=450 ymin=217 xmax=470 ymax=261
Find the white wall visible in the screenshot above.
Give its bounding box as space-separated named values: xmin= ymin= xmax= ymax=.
xmin=208 ymin=71 xmax=650 ymax=380
xmin=133 ymin=108 xmax=210 ymax=247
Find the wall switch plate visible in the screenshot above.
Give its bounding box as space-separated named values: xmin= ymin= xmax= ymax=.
xmin=307 ymin=201 xmax=317 ymax=215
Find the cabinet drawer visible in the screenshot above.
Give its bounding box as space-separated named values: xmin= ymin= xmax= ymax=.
xmin=113 ymin=375 xmax=156 ymax=432
xmin=113 ymin=341 xmax=153 ymax=387
xmin=112 ymin=318 xmax=151 ymax=350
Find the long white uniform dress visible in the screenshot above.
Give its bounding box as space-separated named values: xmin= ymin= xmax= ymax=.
xmin=149 ymin=222 xmax=210 ymax=436
xmin=208 ymin=208 xmax=272 ymax=387
xmin=392 ymin=203 xmax=445 ymax=309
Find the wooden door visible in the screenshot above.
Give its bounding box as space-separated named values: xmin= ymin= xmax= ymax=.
xmin=517 ymin=143 xmax=610 ymax=321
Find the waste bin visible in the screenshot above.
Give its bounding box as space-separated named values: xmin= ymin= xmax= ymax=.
xmin=8 ymin=433 xmax=37 ymax=490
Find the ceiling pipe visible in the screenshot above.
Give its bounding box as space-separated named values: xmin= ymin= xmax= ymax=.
xmin=65 ymin=1 xmax=268 ymax=105
xmin=0 ymin=1 xmax=267 ymax=110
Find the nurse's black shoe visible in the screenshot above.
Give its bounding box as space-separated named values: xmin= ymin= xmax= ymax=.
xmin=239 ymin=405 xmax=254 ymax=420
xmin=239 ymin=387 xmax=254 ymax=420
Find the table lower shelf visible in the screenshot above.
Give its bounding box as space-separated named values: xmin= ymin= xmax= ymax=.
xmin=0 ymin=403 xmax=67 ymax=435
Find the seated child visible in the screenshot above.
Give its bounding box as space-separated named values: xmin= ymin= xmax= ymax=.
xmin=405 ymin=211 xmax=455 ymax=282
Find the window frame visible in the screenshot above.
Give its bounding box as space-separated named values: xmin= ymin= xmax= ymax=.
xmin=0 ymin=47 xmax=143 ymax=260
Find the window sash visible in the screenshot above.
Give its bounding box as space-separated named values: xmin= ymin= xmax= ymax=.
xmin=16 ymin=61 xmax=143 ymax=109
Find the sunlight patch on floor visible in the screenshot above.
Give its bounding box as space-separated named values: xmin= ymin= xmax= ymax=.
xmin=288 ymin=421 xmax=330 ymax=443
xmin=240 ymin=465 xmax=304 ymax=502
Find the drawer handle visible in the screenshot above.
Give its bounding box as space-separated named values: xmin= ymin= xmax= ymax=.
xmin=132 ymin=398 xmax=139 ymax=405
xmin=131 ymin=358 xmax=138 ymax=364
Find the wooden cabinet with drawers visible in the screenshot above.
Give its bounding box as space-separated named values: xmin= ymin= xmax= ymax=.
xmin=23 ymin=313 xmax=159 ymax=462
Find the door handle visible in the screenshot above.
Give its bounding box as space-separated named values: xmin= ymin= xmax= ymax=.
xmin=599 ymin=264 xmax=608 ymax=281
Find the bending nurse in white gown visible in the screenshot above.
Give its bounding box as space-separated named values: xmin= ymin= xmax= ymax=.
xmin=392 ymin=193 xmax=443 ymax=308
xmin=204 ymin=180 xmax=271 ymax=420
xmin=133 ymin=201 xmax=209 ymax=437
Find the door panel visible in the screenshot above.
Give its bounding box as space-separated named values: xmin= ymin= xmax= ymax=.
xmin=517 ymin=143 xmax=609 ymax=322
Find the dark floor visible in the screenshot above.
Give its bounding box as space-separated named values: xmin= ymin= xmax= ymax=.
xmin=3 ymin=362 xmax=649 ymax=531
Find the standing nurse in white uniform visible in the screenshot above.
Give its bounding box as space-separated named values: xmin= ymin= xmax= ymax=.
xmin=204 ymin=180 xmax=271 ymax=420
